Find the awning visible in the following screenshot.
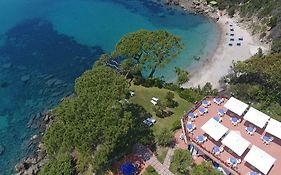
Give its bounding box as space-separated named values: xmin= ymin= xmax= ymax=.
xmin=221 ymin=130 xmax=250 ymax=156
xmin=224 ymin=97 xmax=249 ymax=116
xmin=201 ymin=118 xmax=229 ymax=141
xmin=244 ymin=107 xmax=270 ymax=128
xmin=244 ymin=145 xmax=276 ymax=175
xmin=265 ymin=118 xmax=281 ymax=139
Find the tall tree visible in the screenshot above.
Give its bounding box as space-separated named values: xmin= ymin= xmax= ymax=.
xmin=191 ymin=162 xmax=222 ymax=175
xmin=113 ymin=30 xmax=183 ymax=78
xmin=41 ymin=58 xmax=156 ymax=174
xmin=171 ymin=149 xmax=193 ymax=175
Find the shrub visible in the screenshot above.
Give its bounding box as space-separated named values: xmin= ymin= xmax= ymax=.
xmin=178 ymin=89 xmax=203 ymax=103
xmin=171 ymin=119 xmax=181 ymax=131
xmin=227 ymin=6 xmax=235 ymax=17
xmin=175 ymin=67 xmax=189 ymax=85
xmin=144 ymin=165 xmax=158 ymax=175
xmin=156 ymin=128 xmax=173 ymax=146
xmin=170 ymin=149 xmax=192 ymax=175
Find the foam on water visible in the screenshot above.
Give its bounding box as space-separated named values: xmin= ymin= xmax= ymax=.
xmin=0 ymin=0 xmax=218 ymax=173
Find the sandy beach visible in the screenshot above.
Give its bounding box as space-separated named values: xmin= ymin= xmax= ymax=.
xmin=181 ymin=14 xmax=269 ymax=89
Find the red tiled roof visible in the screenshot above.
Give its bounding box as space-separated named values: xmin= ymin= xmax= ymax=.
xmin=181 ymin=97 xmax=281 ymax=175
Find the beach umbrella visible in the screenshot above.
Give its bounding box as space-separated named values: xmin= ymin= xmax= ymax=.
xmin=121 ymin=162 xmax=136 ymax=175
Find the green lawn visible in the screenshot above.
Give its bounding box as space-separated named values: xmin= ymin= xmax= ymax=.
xmin=156 ymin=146 xmax=168 ymax=163
xmin=129 ymin=84 xmax=192 ymax=135
xmin=143 ymin=165 xmax=159 ymax=175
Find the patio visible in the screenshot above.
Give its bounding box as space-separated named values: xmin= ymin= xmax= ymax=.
xmin=182 ymin=97 xmax=281 ymax=175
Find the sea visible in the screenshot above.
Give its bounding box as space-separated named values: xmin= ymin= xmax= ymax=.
xmin=0 ymin=0 xmax=219 ymax=174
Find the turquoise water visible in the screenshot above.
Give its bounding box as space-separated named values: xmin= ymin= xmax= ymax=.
xmin=0 ymin=0 xmax=218 ymax=173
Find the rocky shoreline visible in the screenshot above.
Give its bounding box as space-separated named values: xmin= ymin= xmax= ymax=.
xmin=13 ymin=1 xmax=220 ymax=174
xmin=14 ymin=111 xmax=55 ymax=175
xmin=165 ymin=0 xmax=219 ymax=21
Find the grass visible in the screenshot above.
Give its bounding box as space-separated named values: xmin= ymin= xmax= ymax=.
xmin=129 ymin=84 xmax=193 ymax=135
xmin=155 ymin=146 xmax=168 ymax=163
xmin=143 ymin=165 xmax=159 ymax=175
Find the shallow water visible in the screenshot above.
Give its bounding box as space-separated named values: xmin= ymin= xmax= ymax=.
xmin=0 ymin=0 xmax=218 ymax=173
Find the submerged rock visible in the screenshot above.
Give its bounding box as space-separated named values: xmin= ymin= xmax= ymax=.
xmin=0 ymin=144 xmax=5 ymax=155
xmin=2 ymin=63 xmax=12 ymax=69
xmin=0 ymin=82 xmax=9 ymax=88
xmin=21 ymin=75 xmax=30 ymax=83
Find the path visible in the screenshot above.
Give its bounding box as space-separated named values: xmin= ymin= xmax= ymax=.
xmin=134 ymin=144 xmax=174 ymax=175
xmin=163 ymin=147 xmax=175 ymax=169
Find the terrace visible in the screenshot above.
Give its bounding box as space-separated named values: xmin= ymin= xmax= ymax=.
xmin=181 ymin=97 xmax=281 ymax=175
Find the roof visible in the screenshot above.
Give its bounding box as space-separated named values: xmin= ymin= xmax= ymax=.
xmin=243 ymin=107 xmax=270 ymax=128
xmin=221 ymin=130 xmax=250 ymax=156
xmin=201 ymin=118 xmax=229 ymax=141
xmin=224 ymin=97 xmax=249 ymax=116
xmin=265 ymin=118 xmax=281 ymax=139
xmin=244 ymin=145 xmax=276 ymax=175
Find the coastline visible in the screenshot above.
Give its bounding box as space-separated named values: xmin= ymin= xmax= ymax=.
xmin=13 ymin=1 xmax=271 ymax=174
xmin=179 ymin=11 xmax=269 ymax=89
xmin=165 ymin=0 xmax=270 ymax=89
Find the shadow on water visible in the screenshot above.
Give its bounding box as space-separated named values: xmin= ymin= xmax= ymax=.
xmin=0 ymin=18 xmax=103 ymax=81
xmin=0 ymin=18 xmax=104 ymax=174
xmin=101 ymin=0 xmax=206 ymax=31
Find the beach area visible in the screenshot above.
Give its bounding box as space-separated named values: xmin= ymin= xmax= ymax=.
xmin=182 ymin=12 xmax=270 ymax=89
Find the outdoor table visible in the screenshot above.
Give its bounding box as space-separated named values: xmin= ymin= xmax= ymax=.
xmin=202 ymin=100 xmax=210 ymax=106
xmin=231 ymin=117 xmax=238 ymax=123
xmin=213 ymin=146 xmax=220 ymax=154
xmin=262 ymin=136 xmax=270 ymax=142
xmin=213 ymin=116 xmax=221 ymax=122
xmin=186 ymin=123 xmax=193 ymax=132
xmin=218 ymin=109 xmax=225 ymax=116
xmin=214 ymin=97 xmax=222 ymax=104
xmin=230 ymin=157 xmax=237 ymax=165
xmin=188 ymin=112 xmax=195 ymax=117
xmin=188 ymin=112 xmax=196 ymax=120
xmin=199 ymin=108 xmax=206 ymax=114
xmin=197 ymin=135 xmax=205 ymax=143
xmin=247 ymin=126 xmax=254 ymax=133
xmin=249 ymin=172 xmax=258 ymax=175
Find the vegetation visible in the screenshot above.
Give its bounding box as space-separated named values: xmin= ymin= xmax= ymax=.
xmin=113 ymin=30 xmax=183 ymax=78
xmin=170 ymin=149 xmax=192 ymax=175
xmin=143 ymin=165 xmax=158 ymax=175
xmin=129 ymin=84 xmax=192 ymax=135
xmin=156 ymin=128 xmax=174 ymax=146
xmin=175 ymin=67 xmax=190 ymax=85
xmin=227 ymin=54 xmax=281 ymax=120
xmin=41 ymin=62 xmax=155 ymax=174
xmin=190 ymin=162 xmax=222 ymax=175
xmin=39 ymin=154 xmax=75 ymax=175
xmin=156 ymin=146 xmax=169 ymax=163
xmin=213 ymin=0 xmax=281 ymax=53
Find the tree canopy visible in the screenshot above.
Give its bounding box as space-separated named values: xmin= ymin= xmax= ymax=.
xmin=170 ymin=149 xmax=193 ymax=175
xmin=42 ymin=61 xmax=154 ymax=174
xmin=113 ymin=29 xmax=183 ymax=78
xmin=190 ymin=162 xmax=222 ymax=175
xmin=227 ymin=53 xmax=281 ymax=120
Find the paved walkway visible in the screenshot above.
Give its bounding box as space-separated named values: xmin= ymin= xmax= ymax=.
xmin=163 ymin=147 xmax=175 ymax=169
xmin=134 ymin=144 xmax=174 ymax=175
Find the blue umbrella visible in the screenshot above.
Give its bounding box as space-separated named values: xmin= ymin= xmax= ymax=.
xmin=231 ymin=117 xmax=238 ymax=123
xmin=215 ymin=97 xmax=221 ymax=103
xmin=218 ymin=109 xmax=225 ymax=115
xmin=121 ymin=163 xmax=136 ymax=175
